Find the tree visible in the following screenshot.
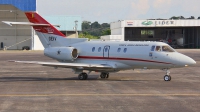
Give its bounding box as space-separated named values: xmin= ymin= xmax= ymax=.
xmin=101 ymin=23 xmax=110 ymax=28
xmin=189 ymin=16 xmax=195 ymax=19
xmin=79 ymin=31 xmax=99 ymax=40
xmin=82 ymin=21 xmax=91 ymax=30
xmin=101 ymin=29 xmax=111 ymax=36
xmin=91 ymin=21 xmax=101 ymax=29
xmin=81 ymin=21 xmax=110 ymax=37
xmin=179 ymin=16 xmax=185 ymax=19
xmin=170 ymin=16 xmax=185 ymax=20
xmin=170 ymin=16 xmax=180 ymax=20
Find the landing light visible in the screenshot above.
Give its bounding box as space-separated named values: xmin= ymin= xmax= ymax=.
xmin=185 ymin=65 xmax=188 ymax=67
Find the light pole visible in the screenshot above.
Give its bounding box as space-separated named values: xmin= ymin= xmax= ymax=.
xmin=74 ymin=20 xmax=78 ymax=38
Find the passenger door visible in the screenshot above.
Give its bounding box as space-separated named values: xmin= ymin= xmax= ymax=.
xmin=103 ymin=45 xmax=110 ymax=58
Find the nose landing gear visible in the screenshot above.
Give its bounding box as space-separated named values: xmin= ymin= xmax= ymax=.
xmin=163 ymin=69 xmax=171 ymax=81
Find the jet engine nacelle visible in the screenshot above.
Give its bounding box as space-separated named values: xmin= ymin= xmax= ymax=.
xmin=44 ymin=47 xmax=78 ymax=61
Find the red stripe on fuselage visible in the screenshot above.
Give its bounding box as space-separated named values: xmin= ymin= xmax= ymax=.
xmin=78 ymin=56 xmax=172 ymax=65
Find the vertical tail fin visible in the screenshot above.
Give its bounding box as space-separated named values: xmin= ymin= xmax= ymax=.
xmin=25 ymin=12 xmax=66 ymax=48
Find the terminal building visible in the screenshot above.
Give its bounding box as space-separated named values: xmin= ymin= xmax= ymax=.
xmin=0 ymin=0 xmax=82 ymax=50
xmin=101 ymin=20 xmax=200 ymax=48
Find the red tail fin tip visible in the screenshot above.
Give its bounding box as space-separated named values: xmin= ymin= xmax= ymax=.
xmin=25 ymin=12 xmax=66 ymax=37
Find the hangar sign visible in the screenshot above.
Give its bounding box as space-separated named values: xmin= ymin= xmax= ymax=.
xmin=141 ymin=20 xmax=175 ymax=26
xmin=127 ymin=21 xmax=133 ymax=26
xmin=155 ymin=20 xmax=175 ymax=26
xmin=142 ymin=21 xmax=153 ymax=25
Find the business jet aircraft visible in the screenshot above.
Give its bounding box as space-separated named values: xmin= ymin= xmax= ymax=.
xmin=3 ymin=12 xmax=196 ymax=81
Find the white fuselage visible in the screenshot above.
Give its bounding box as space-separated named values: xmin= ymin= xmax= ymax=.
xmin=36 ymin=31 xmax=196 ymax=72
xmin=44 ymin=39 xmax=196 ymax=72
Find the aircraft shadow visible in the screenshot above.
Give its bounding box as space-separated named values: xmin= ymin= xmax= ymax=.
xmin=0 ymin=75 xmax=101 ymax=82
xmin=0 ymin=76 xmax=149 ymax=82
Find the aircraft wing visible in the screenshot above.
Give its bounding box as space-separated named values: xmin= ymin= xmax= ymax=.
xmin=9 ymin=60 xmax=113 ymax=70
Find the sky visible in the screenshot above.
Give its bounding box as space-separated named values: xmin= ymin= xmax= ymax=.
xmin=37 ymin=0 xmax=200 ymax=23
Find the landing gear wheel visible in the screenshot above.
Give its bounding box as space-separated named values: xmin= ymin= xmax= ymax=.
xmin=85 ymin=73 xmax=88 ymax=79
xmin=164 ymin=75 xmax=171 ymax=81
xmin=168 ymin=75 xmax=171 ymax=81
xmin=100 ymin=72 xmax=109 ymax=79
xmin=106 ymin=73 xmax=109 ymax=78
xmin=163 ymin=69 xmax=171 ymax=81
xmin=78 ymin=73 xmax=84 ymax=80
xmin=100 ymin=74 xmax=106 ymax=79
xmin=78 ymin=72 xmax=88 ymax=80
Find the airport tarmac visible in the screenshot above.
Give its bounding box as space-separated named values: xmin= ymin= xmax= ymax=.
xmin=0 ymin=49 xmax=200 ymax=112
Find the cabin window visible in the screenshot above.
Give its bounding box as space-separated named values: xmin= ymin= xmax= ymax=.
xmin=117 ymin=48 xmax=121 ymax=52
xmin=155 ymin=46 xmax=161 ymax=52
xmin=98 ymin=47 xmax=101 ymax=52
xmin=92 ymin=47 xmax=95 ymax=52
xmin=151 ymin=46 xmax=155 ymax=51
xmin=162 ymin=46 xmax=175 ymax=52
xmin=124 ymin=48 xmax=127 ymax=53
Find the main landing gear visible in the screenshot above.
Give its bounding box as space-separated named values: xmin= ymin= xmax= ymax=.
xmin=163 ymin=69 xmax=171 ymax=81
xmin=100 ymin=72 xmax=109 ymax=79
xmin=78 ymin=72 xmax=110 ymax=80
xmin=78 ymin=72 xmax=88 ymax=80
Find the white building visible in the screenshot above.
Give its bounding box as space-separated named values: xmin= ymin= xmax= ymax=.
xmin=102 ymin=20 xmax=200 ymax=48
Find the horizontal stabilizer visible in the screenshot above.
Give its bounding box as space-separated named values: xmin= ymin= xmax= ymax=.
xmin=2 ymin=21 xmax=60 ymax=27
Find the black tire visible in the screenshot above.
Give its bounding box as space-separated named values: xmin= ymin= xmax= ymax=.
xmin=168 ymin=75 xmax=171 ymax=81
xmin=83 ymin=72 xmax=88 ymax=80
xmin=164 ymin=75 xmax=170 ymax=81
xmin=100 ymin=72 xmax=109 ymax=79
xmin=78 ymin=73 xmax=86 ymax=80
xmin=100 ymin=73 xmax=106 ymax=79
xmin=106 ymin=73 xmax=109 ymax=78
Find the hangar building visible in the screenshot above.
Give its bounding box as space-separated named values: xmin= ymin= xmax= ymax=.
xmin=101 ymin=20 xmax=200 ymax=48
xmin=0 ymin=0 xmax=82 ymax=50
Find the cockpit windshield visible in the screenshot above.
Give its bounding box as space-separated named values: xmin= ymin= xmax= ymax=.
xmin=155 ymin=46 xmax=161 ymax=51
xmin=162 ymin=46 xmax=175 ymax=52
xmin=152 ymin=45 xmax=175 ymax=52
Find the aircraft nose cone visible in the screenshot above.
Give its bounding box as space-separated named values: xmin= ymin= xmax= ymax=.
xmin=180 ymin=54 xmax=196 ymax=66
xmin=191 ymin=58 xmax=196 ymax=64
xmin=185 ymin=57 xmax=196 ymax=65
